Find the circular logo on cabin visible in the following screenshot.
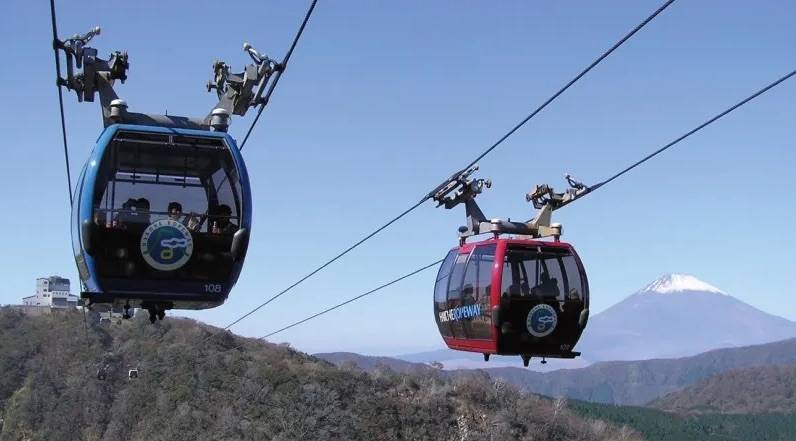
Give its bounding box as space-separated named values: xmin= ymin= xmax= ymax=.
xmin=526 ymin=304 xmax=557 ymax=338
xmin=140 ymin=219 xmax=193 ymax=271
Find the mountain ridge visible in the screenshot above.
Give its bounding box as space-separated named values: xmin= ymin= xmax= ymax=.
xmin=318 ymin=337 xmax=796 ymax=406
xmin=651 ymin=364 xmax=796 ymax=414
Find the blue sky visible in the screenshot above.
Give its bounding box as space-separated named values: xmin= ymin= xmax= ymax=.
xmin=2 ymin=0 xmax=793 ymax=355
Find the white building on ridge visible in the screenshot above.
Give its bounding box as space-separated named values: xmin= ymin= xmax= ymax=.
xmin=22 ymin=276 xmax=80 ymax=308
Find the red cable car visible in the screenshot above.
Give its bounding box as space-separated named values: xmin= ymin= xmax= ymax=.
xmin=430 ymin=166 xmax=590 ymax=366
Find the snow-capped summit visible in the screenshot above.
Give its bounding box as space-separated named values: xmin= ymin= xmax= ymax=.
xmin=640 ymin=273 xmax=726 ymax=295
xmin=577 ymin=273 xmax=796 ymax=362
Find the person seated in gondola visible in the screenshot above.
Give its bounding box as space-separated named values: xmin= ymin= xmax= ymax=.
xmin=532 ymin=271 xmax=560 ymax=299
xmin=167 ymin=201 xmax=185 ymax=223
xmin=114 ymin=198 xmax=138 ymax=229
xmin=94 ymin=211 xmax=108 ymax=227
xmin=210 ymin=204 xmax=238 ymax=234
xmin=135 ymin=198 xmax=151 ymax=225
xmin=186 ymin=213 xmax=205 ymax=232
xmin=121 ymin=198 xmax=151 ymax=232
xmin=462 ymin=284 xmax=477 ymax=305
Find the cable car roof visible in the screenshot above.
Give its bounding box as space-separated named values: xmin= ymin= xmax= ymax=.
xmin=451 ymin=237 xmax=577 ymax=254
xmin=106 ymin=124 xmax=233 ymax=141
xmin=99 ymin=124 xmax=239 ymax=178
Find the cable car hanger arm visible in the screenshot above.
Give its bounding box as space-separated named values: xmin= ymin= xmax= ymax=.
xmin=431 ymin=166 xmax=590 ymax=243
xmin=206 ymin=42 xmax=283 ymax=118
xmin=52 ymin=24 xmax=288 ymax=131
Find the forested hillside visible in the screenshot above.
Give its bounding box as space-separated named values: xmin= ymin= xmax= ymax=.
xmin=484 ymin=338 xmax=796 ymax=405
xmin=652 ymin=364 xmax=796 ymax=414
xmin=0 ymin=309 xmax=639 ymax=441
xmin=569 ymin=400 xmax=796 ymax=441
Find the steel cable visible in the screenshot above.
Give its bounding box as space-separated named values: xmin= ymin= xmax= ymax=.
xmin=458 ymin=0 xmax=677 ymax=173
xmin=585 ymin=69 xmax=796 ymax=195
xmin=212 ymin=0 xmax=676 ymax=336
xmin=236 ymin=69 xmax=796 ymax=344
xmin=240 ymin=0 xmax=319 ymax=150
xmin=49 ymin=0 xmax=73 ymax=206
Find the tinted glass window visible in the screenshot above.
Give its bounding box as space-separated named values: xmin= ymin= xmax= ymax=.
xmin=501 ymin=247 xmax=580 ymax=302
xmin=98 ymin=173 xmax=209 ymax=230
xmin=93 ymin=132 xmax=241 ymax=235
xmin=434 ymin=251 xmax=457 ymax=303
xmin=446 ymin=252 xmax=469 ymax=338
xmin=434 ymin=250 xmax=457 ymax=338
xmin=89 ymin=131 xmax=243 ymax=283
xmin=460 ymin=245 xmax=495 ymax=340
xmin=561 ymin=255 xmax=584 ymax=301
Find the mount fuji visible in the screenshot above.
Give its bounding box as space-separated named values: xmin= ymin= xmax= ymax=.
xmin=577 ymin=273 xmax=796 ymax=361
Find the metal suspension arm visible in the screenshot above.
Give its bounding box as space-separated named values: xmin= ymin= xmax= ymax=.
xmin=55 ymin=26 xmax=129 ymax=104
xmin=432 ymin=165 xmax=592 ymax=242
xmin=53 ymin=25 xmax=211 ymax=130
xmin=206 ymin=42 xmax=282 ymax=117
xmin=524 ymin=174 xmax=591 ymax=237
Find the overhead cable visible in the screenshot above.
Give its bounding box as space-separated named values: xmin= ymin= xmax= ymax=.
xmin=455 ymin=0 xmax=677 ymax=176
xmin=585 ymin=69 xmax=796 ymax=195
xmin=240 ymin=0 xmax=319 ymax=150
xmin=249 ymin=69 xmax=796 ymax=342
xmin=223 ymin=259 xmax=442 ymax=346
xmin=213 ymin=0 xmax=676 ymax=335
xmin=49 ymin=0 xmax=73 ymax=206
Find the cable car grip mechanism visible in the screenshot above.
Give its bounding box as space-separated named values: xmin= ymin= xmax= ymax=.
xmin=53 ymin=24 xmax=281 ymax=130
xmin=431 ymin=166 xmax=591 ymax=243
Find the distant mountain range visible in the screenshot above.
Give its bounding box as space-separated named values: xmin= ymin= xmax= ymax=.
xmin=651 ymin=364 xmax=796 ymax=414
xmin=483 ymin=338 xmax=796 ymax=405
xmin=318 ymin=337 xmax=796 ymax=406
xmin=391 ymin=273 xmax=796 ymax=368
xmin=312 ymin=351 xmax=438 ymax=375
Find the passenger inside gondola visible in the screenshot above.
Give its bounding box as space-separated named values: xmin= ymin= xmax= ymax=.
xmin=134 ymin=198 xmax=151 ymax=228
xmin=167 ymin=201 xmax=183 ymax=222
xmin=94 ymin=211 xmax=107 ymax=227
xmin=211 ymin=204 xmax=238 ymax=234
xmin=461 ymin=284 xmax=476 ymax=305
xmin=87 ymin=130 xmax=246 ymax=284
xmin=532 ymin=271 xmax=560 ymax=299
xmin=186 ymin=213 xmax=205 ymax=232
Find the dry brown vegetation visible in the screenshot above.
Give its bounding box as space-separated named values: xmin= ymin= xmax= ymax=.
xmin=0 ymin=308 xmax=641 ymax=441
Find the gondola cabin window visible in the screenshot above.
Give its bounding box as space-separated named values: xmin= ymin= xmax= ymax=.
xmin=501 ymin=247 xmax=585 ymax=302
xmin=434 ymin=250 xmax=457 ymax=338
xmin=434 ymin=245 xmax=496 ymax=341
xmin=460 ymin=245 xmax=495 ymax=340
xmin=88 ymin=131 xmax=243 ymax=282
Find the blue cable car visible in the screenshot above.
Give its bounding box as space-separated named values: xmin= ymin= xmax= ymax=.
xmin=72 ymin=125 xmax=252 ymax=319
xmin=53 ymin=27 xmax=282 ymax=321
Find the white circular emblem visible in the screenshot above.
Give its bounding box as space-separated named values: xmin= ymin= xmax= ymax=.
xmin=140 ymin=219 xmax=194 ymax=271
xmin=526 ymin=304 xmax=558 ymax=338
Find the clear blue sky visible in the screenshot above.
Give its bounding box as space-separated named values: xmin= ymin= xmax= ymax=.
xmin=2 ymin=0 xmax=793 ymax=355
